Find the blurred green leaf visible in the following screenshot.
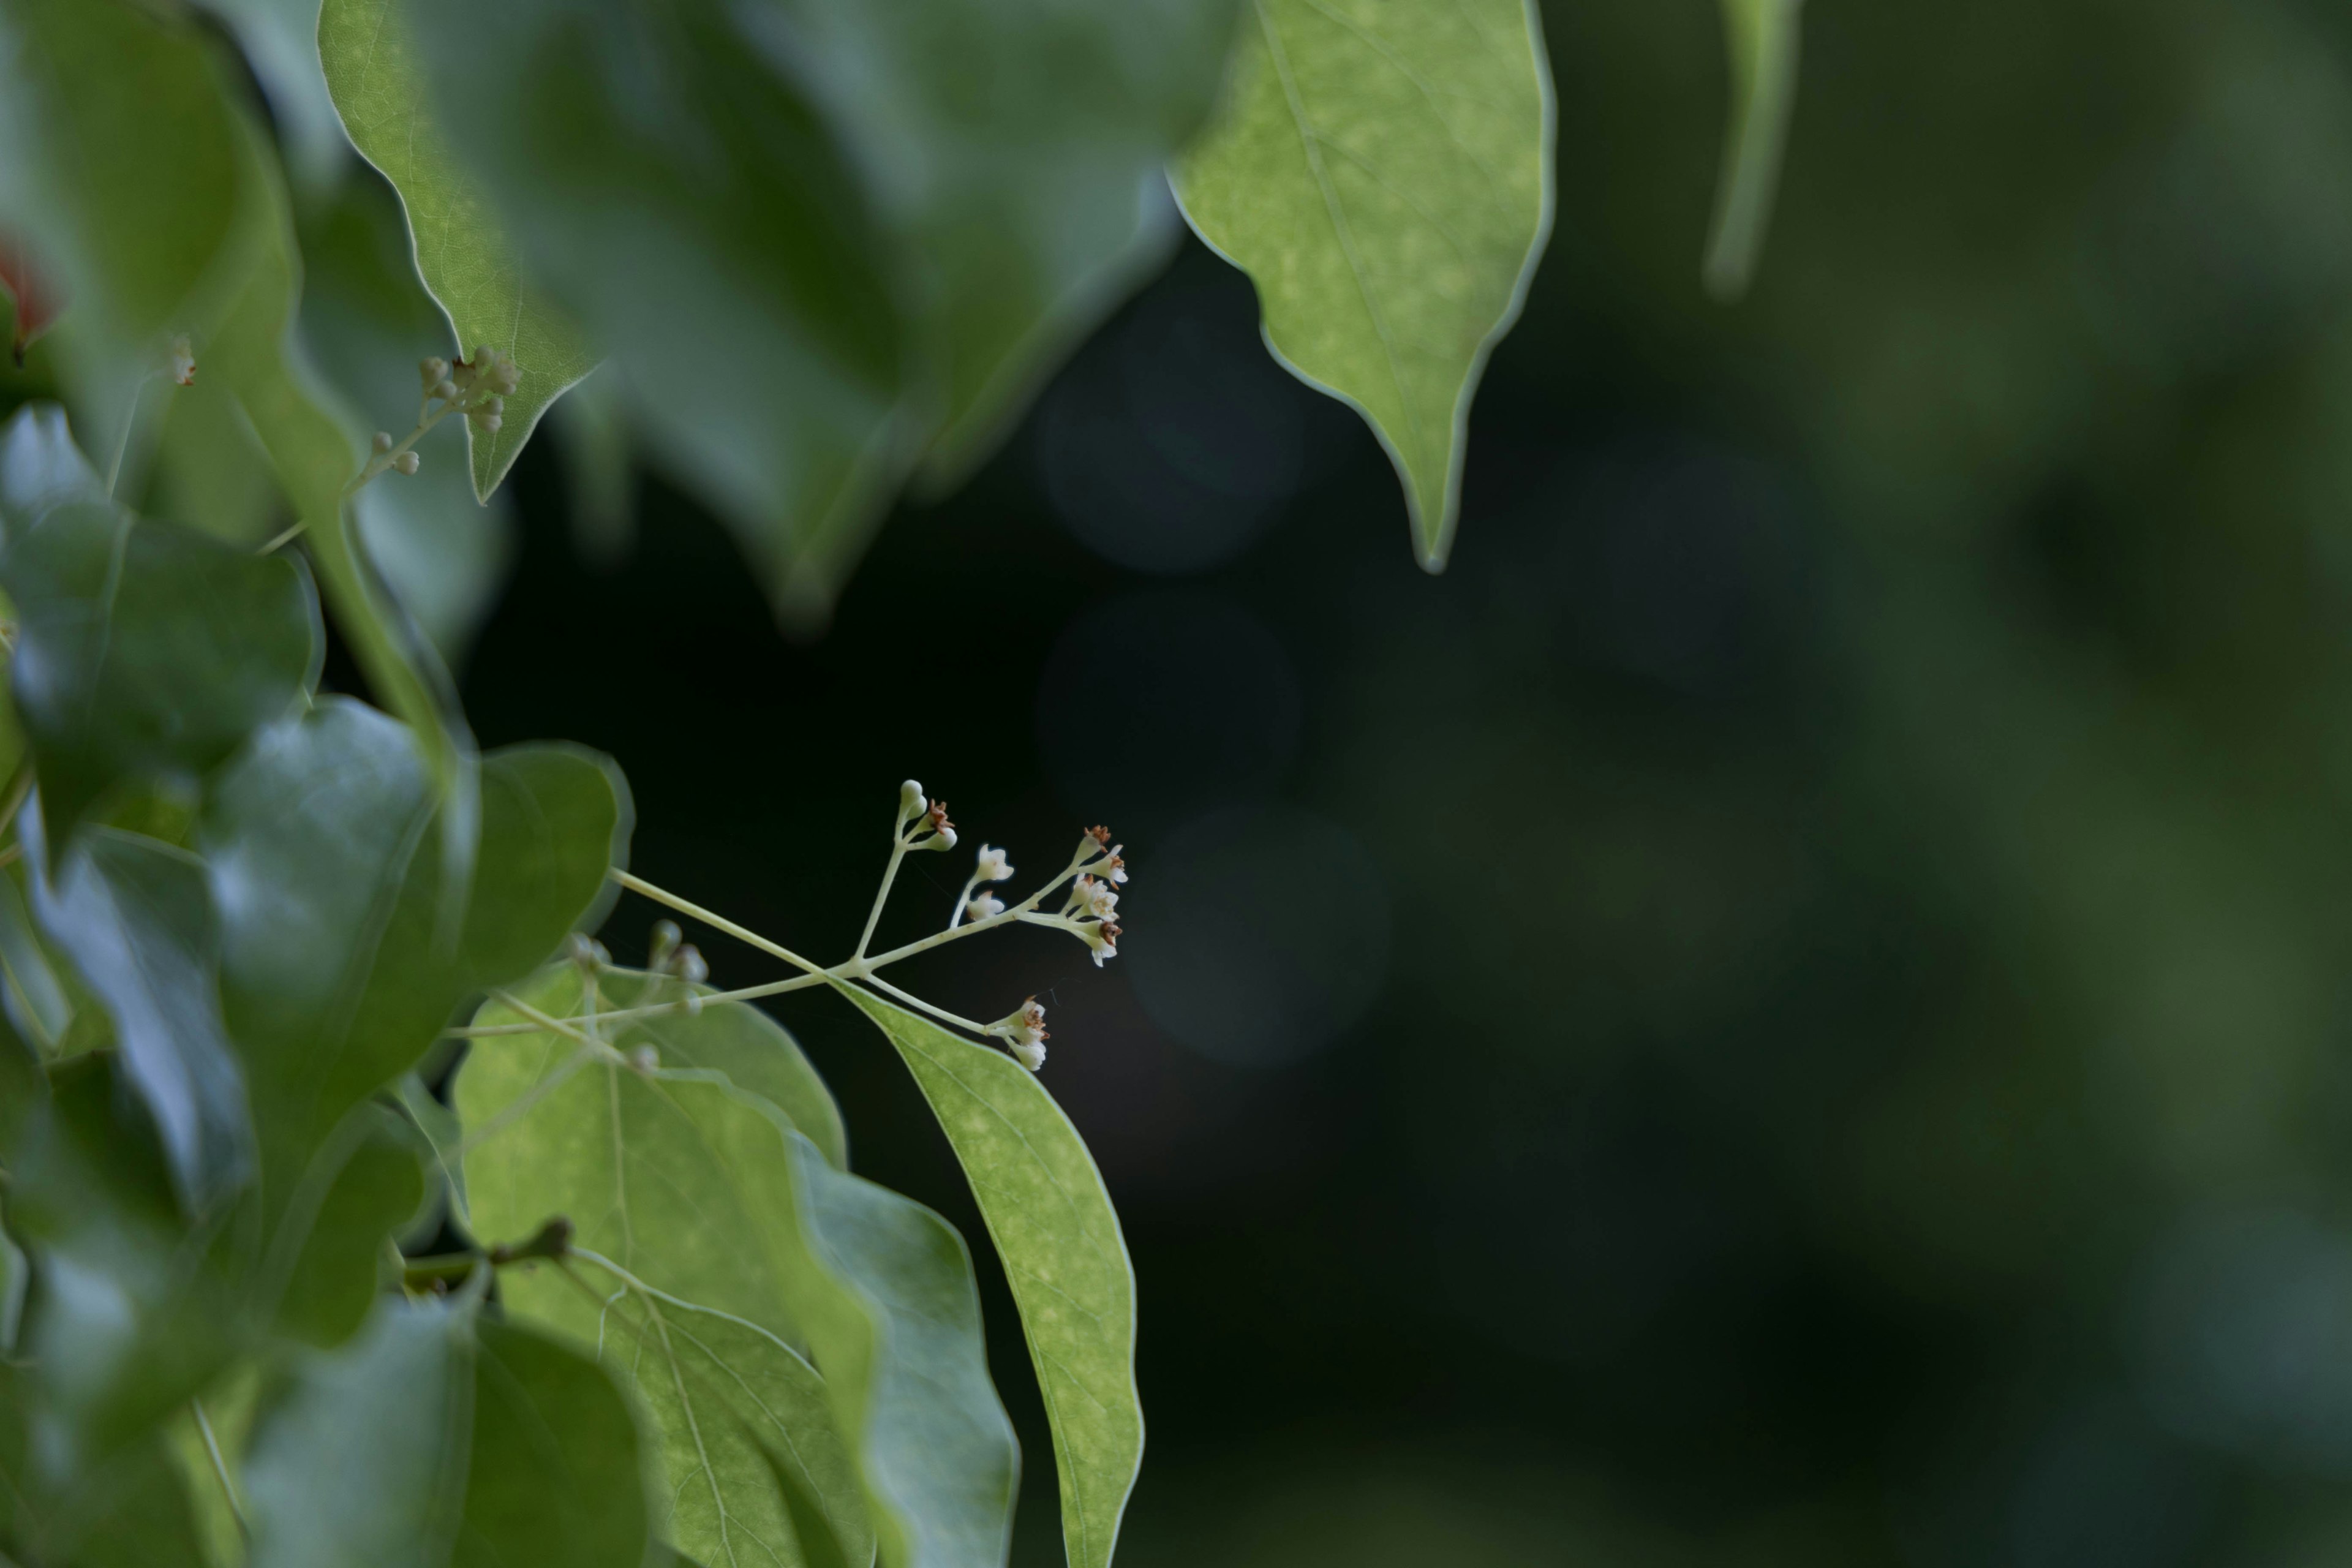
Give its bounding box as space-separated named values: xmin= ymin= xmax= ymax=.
xmin=1172 ymin=0 xmax=1554 ymax=570
xmin=0 ymin=1218 xmax=23 ymax=1355
xmin=0 ymin=496 xmax=318 ymax=845
xmin=1702 ymin=0 xmax=1804 ymax=301
xmin=146 ymin=373 xmax=285 ymax=546
xmin=7 ymin=1054 xmax=243 ymax=1483
xmin=840 ymin=986 xmax=1140 ymax=1568
xmin=243 ymin=1293 xmax=472 ymax=1568
xmin=269 ymin=1102 xmax=427 ymax=1348
xmin=318 ymin=0 xmax=595 ymax=500
xmin=407 ymin=0 xmax=905 ymax=630
xmin=0 ymin=1387 xmax=213 ymax=1568
xmin=192 ymin=0 xmax=351 ymax=188
xmin=0 ymin=864 xmax=76 ymax=1055
xmin=0 ymin=403 xmax=102 ymax=529
xmin=201 ymin=701 xmax=626 ymax=1199
xmin=21 ymin=816 xmax=252 ymax=1211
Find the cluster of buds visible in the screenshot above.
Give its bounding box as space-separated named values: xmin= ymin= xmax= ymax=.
xmin=987 ymin=997 xmax=1050 ymax=1072
xmin=897 ymin=780 xmax=957 ymax=852
xmin=1061 ymin=827 xmax=1124 ymax=967
xmin=646 ymin=919 xmax=709 ymax=1013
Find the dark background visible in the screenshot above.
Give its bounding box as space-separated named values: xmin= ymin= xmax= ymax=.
xmin=457 ymin=1 xmax=2352 ymax=1562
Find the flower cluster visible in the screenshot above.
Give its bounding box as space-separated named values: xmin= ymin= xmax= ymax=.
xmin=897 ymin=780 xmax=957 ymax=851
xmin=1017 ymin=825 xmax=1124 ymax=967
xmin=987 ymin=997 xmax=1050 ymax=1071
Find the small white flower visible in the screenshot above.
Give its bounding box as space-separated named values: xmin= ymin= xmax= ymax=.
xmin=973 ymin=844 xmax=1015 ymax=883
xmin=1080 ymin=920 xmax=1120 ymax=967
xmin=1011 ymin=1036 xmax=1046 ymax=1071
xmin=167 ymin=336 xmax=195 ymax=386
xmin=1076 ymin=875 xmax=1118 ymax=921
xmin=918 ymin=798 xmax=957 ymax=850
xmin=993 ymin=997 xmax=1048 ymax=1069
xmin=627 ymin=1044 xmax=660 ymax=1075
xmin=966 ymin=891 xmax=1005 ymax=922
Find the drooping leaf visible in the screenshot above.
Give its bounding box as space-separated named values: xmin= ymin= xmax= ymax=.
xmin=839 ymin=986 xmax=1140 ymax=1568
xmin=21 ymin=809 xmax=252 ymax=1210
xmin=201 ymin=700 xmax=627 ymax=1200
xmin=1703 ymin=0 xmax=1805 ymax=301
xmin=405 ymin=0 xmax=906 ymax=630
xmin=458 ymin=981 xmax=1011 ymax=1568
xmin=1171 ymin=0 xmax=1555 ymax=570
xmin=0 ymin=499 xmax=318 ymax=844
xmin=298 ymin=168 xmax=514 ymax=666
xmin=6 ymin=1053 xmax=244 ymax=1484
xmin=243 ymin=1293 xmax=473 ymax=1568
xmin=317 ymin=0 xmax=595 ymax=500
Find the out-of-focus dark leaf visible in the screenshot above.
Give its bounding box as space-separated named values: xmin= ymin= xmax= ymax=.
xmin=457 ymin=1316 xmax=654 ymax=1568
xmin=21 ymin=811 xmax=252 ymax=1211
xmin=1171 ymin=0 xmax=1555 ymax=570
xmin=0 ymin=499 xmax=317 ymax=845
xmin=839 ymin=986 xmax=1139 ymax=1568
xmin=190 ymin=0 xmax=350 ymax=188
xmin=201 ymin=699 xmax=626 ymax=1200
xmin=266 ymin=1101 xmax=428 ymax=1349
xmin=0 ymin=228 xmax=63 ymax=366
xmin=317 ymin=0 xmax=594 ymax=500
xmin=0 ymin=1379 xmax=213 ymax=1568
xmin=7 ymin=1054 xmax=243 ymax=1486
xmin=0 ymin=864 xmax=75 ymax=1055
xmin=0 ymin=403 xmax=101 ymax=530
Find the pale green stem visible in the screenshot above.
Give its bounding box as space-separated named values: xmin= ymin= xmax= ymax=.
xmin=861 ymin=972 xmax=992 ymax=1035
xmin=854 ymin=833 xmax=911 ymax=961
xmin=190 ymin=1398 xmax=249 ymax=1544
xmin=105 ymin=373 xmax=156 ymax=500
xmin=609 ymin=870 xmax=826 ymax=975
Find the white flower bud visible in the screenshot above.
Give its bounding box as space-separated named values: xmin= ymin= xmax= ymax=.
xmin=420 ymin=356 xmax=450 ymax=387
xmin=477 ymin=413 xmax=503 ymax=434
xmin=900 ymin=780 xmax=927 ymax=819
xmin=627 ymin=1044 xmax=659 ymax=1075
xmin=434 ymin=379 xmax=459 ymax=401
xmin=372 ymin=431 xmax=394 ymax=454
xmin=393 ymin=450 xmax=421 ymax=475
xmin=973 ymin=844 xmax=1014 ymax=883
xmin=1011 ymin=1037 xmax=1046 ymax=1071
xmin=673 ymin=944 xmax=708 ymax=986
xmin=965 ymin=892 xmax=1005 ymax=922
xmin=647 ymin=919 xmax=680 ymax=970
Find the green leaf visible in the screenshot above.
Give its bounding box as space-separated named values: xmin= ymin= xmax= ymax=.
xmin=837 ymin=986 xmax=1140 ymax=1568
xmin=1170 ymin=0 xmax=1555 ymax=570
xmin=7 ymin=1054 xmax=243 ymax=1481
xmin=458 ymin=980 xmax=1013 ymax=1568
xmin=317 ymin=0 xmax=596 ymax=500
xmin=404 ymin=0 xmax=905 ymax=630
xmin=21 ymin=814 xmax=253 ymax=1210
xmin=0 ymin=0 xmax=481 ymax=848
xmin=191 ymin=0 xmax=350 ymax=187
xmin=458 ymin=1316 xmax=655 ymax=1568
xmin=298 ymin=169 xmax=515 ymax=666
xmin=0 ymin=499 xmax=318 ymax=844
xmin=1702 ymin=0 xmax=1804 ymax=301
xmin=201 ymin=700 xmax=627 ymax=1199
xmin=0 ymin=863 xmax=77 ymax=1055
xmin=0 ymin=1384 xmax=214 ymax=1568
xmin=268 ymin=1102 xmax=428 ymax=1348
xmin=243 ymin=1294 xmax=473 ymax=1568
xmin=0 ymin=1218 xmax=24 ymax=1355
xmin=0 ymin=403 xmax=102 ymax=530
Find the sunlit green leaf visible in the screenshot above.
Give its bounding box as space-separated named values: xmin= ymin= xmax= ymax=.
xmin=0 ymin=498 xmax=318 ymax=844
xmin=1171 ymin=0 xmax=1555 ymax=570
xmin=1703 ymin=0 xmax=1805 ymax=301
xmin=459 ymin=976 xmax=1012 ymax=1567
xmin=839 ymin=986 xmax=1140 ymax=1568
xmin=21 ymin=815 xmax=252 ymax=1210
xmin=202 ymin=701 xmax=626 ymax=1199
xmin=317 ymin=0 xmax=596 ymax=500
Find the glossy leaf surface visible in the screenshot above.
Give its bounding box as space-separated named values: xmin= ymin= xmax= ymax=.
xmin=21 ymin=813 xmax=251 ymax=1210
xmin=318 ymin=0 xmax=596 ymax=499
xmin=1172 ymin=0 xmax=1554 ymax=569
xmin=0 ymin=499 xmax=317 ymax=845
xmin=842 ymin=986 xmax=1140 ymax=1568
